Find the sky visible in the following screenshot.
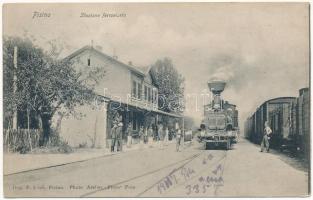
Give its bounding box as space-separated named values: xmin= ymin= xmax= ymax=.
xmin=3 ymin=3 xmax=310 ymax=129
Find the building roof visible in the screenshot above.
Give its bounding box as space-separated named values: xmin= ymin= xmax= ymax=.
xmin=64 ymin=45 xmax=160 ymax=86
xmin=64 ymin=45 xmax=146 ymax=76
xmin=137 ymin=66 xmax=151 ymax=75
xmin=247 ymin=96 xmax=297 ymax=119
xmin=262 ymin=96 xmax=296 ymax=105
xmin=64 ymin=45 xmax=178 ymax=116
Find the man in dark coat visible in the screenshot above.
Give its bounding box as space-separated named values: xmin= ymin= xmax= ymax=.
xmin=116 ymin=122 xmax=123 ymax=151
xmin=111 ymin=124 xmax=117 ymax=152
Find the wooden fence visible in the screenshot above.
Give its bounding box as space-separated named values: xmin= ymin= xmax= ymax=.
xmin=4 ymin=129 xmax=41 ymax=153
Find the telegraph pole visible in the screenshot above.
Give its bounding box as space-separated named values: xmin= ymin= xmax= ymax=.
xmin=13 ymin=46 xmax=18 ymax=130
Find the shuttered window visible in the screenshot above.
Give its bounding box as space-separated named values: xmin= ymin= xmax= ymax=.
xmin=132 ymin=81 xmax=137 ymax=98
xmin=138 ymin=83 xmax=142 ymax=99
xmin=144 ymin=86 xmax=148 ymax=101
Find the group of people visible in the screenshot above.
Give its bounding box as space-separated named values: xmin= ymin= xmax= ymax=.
xmin=112 ymin=117 xmax=273 ymax=153
xmin=154 ymin=124 xmax=184 ymax=152
xmin=111 ymin=120 xmax=184 ymax=152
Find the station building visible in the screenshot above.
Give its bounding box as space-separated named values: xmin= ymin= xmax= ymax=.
xmin=53 ymin=45 xmax=181 ymax=148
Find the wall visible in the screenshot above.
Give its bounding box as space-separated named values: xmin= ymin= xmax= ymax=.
xmin=52 ymin=102 xmax=108 ymax=148
xmin=71 ymin=48 xmax=132 ymax=104
xmin=51 ymin=47 xmax=133 ymax=148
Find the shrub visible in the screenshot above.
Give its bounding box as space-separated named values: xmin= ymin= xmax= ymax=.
xmin=57 ymin=140 xmax=73 ymax=153
xmin=78 ymin=142 xmax=87 ymax=148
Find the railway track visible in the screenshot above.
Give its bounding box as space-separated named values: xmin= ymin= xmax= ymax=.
xmin=81 ymin=149 xmax=229 ymax=197
xmin=80 ymin=151 xmax=204 ymax=197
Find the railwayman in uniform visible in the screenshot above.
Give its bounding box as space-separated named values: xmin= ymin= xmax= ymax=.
xmin=260 ymin=121 xmax=272 ymax=153
xmin=111 ymin=123 xmax=117 ymax=152
xmin=111 ymin=122 xmax=123 ymax=152
xmin=176 ymin=128 xmax=182 ymax=152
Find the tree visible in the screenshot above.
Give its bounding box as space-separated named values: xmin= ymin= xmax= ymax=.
xmin=3 ymin=36 xmax=105 ymax=145
xmin=150 ymin=58 xmax=185 ymax=114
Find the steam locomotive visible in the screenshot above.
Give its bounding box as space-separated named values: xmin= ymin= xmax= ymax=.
xmin=198 ymin=81 xmax=239 ymax=150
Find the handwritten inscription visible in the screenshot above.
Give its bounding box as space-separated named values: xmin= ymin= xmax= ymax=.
xmin=202 ymin=154 xmax=214 ymax=165
xmin=185 ymin=163 xmax=224 ymax=195
xmin=157 ymin=174 xmax=178 ymax=193
xmin=185 ymin=176 xmax=224 ymax=195
xmin=157 ymin=166 xmax=195 ymax=194
xmin=156 ymin=153 xmax=217 ymax=194
xmin=154 ymin=153 xmax=227 ymax=195
xmin=212 ymin=164 xmax=222 ymax=174
xmin=181 ymin=167 xmax=196 ymax=180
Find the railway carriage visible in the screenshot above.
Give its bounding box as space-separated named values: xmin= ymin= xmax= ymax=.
xmin=244 ymin=88 xmax=309 ymax=154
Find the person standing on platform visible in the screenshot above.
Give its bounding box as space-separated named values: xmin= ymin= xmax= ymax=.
xmin=111 ymin=124 xmax=117 ymax=152
xmin=111 ymin=112 xmax=121 ymax=152
xmin=116 ymin=122 xmax=123 ymax=152
xmin=164 ymin=127 xmax=169 ymax=146
xmin=158 ymin=123 xmax=164 ymax=149
xmin=144 ymin=127 xmax=148 ymax=144
xmin=148 ymin=126 xmax=154 ymax=147
xmin=126 ymin=122 xmax=132 ymax=148
xmin=260 ymin=121 xmax=272 ymax=153
xmin=139 ymin=126 xmax=144 ymax=148
xmin=176 ymin=128 xmax=182 ymax=152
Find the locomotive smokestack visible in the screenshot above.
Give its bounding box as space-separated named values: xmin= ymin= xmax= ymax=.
xmin=208 ymin=81 xmax=226 ymax=110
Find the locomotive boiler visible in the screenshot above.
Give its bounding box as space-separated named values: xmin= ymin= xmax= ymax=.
xmin=198 ymin=80 xmax=239 ymax=150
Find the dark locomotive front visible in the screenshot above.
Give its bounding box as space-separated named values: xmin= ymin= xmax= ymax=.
xmin=198 ymin=80 xmax=238 ymax=150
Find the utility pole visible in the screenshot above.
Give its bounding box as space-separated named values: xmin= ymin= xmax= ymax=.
xmin=182 ymin=116 xmax=185 ymax=133
xmin=13 ymin=46 xmax=18 ymax=130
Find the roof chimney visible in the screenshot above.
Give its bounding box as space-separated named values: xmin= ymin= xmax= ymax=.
xmin=128 ymin=61 xmax=132 ymax=66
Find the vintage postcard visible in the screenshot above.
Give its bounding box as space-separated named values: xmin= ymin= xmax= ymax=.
xmin=2 ymin=2 xmax=310 ymax=197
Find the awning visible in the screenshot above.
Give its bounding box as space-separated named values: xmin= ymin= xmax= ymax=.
xmin=152 ymin=108 xmax=182 ymax=118
xmin=106 ymin=98 xmax=182 ymax=118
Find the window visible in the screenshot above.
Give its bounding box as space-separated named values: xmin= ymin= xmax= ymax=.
xmin=132 ymin=80 xmax=142 ymax=99
xmin=152 ymin=89 xmax=154 ymax=103
xmin=144 ymin=86 xmax=148 ymax=101
xmin=87 ymin=58 xmax=91 ymax=66
xmin=153 ymin=89 xmax=158 ymax=104
xmin=148 ymin=87 xmax=151 ymax=102
xmin=138 ymin=83 xmax=142 ymax=99
xmin=132 ymin=81 xmax=137 ymax=98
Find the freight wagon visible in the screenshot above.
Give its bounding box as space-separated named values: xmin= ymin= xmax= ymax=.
xmin=297 ymin=88 xmax=310 ymax=156
xmin=244 ymin=88 xmax=309 ymax=154
xmin=244 ymin=97 xmax=297 ymax=145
